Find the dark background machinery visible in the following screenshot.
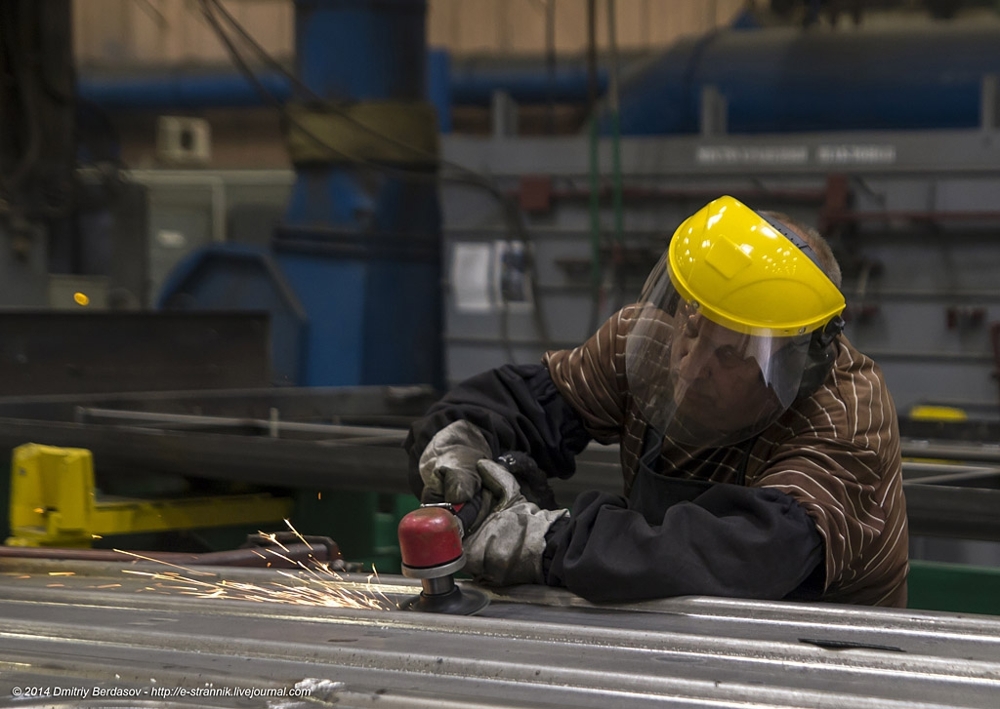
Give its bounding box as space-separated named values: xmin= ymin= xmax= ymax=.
xmin=0 ymin=3 xmax=1000 ymax=705
xmin=0 ymin=0 xmax=448 ymax=573
xmin=0 ymin=0 xmax=149 ymax=312
xmin=1 ymin=0 xmax=1000 ymax=630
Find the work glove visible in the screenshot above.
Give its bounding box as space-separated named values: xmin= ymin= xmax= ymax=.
xmin=495 ymin=450 xmax=558 ymax=510
xmin=418 ymin=420 xmax=491 ymax=505
xmin=463 ymin=459 xmax=569 ymax=587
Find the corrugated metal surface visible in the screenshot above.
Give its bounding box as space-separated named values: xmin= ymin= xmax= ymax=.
xmin=0 ymin=559 xmax=998 ymax=708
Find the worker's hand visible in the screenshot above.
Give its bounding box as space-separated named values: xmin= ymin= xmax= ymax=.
xmin=496 ymin=450 xmax=558 ymax=509
xmin=463 ymin=459 xmax=569 ymax=587
xmin=418 ymin=420 xmax=491 ymax=505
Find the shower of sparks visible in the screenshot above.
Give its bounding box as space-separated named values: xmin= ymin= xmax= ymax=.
xmin=284 ymin=518 xmax=313 ymax=550
xmin=117 ymin=560 xmax=392 ymax=610
xmin=109 ymin=524 xmax=394 ymax=611
xmin=114 ymin=550 xmax=217 ymax=576
xmin=253 ymin=532 xmax=291 ymax=554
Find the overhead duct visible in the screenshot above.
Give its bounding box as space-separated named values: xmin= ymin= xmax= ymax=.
xmin=601 ymin=22 xmax=1000 ymax=135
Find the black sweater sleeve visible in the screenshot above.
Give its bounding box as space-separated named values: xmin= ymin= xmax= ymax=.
xmin=404 ymin=364 xmax=592 ymax=499
xmin=543 ymin=485 xmax=824 ymax=603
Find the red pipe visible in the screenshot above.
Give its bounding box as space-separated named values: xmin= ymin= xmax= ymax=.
xmin=0 ymin=538 xmax=342 ymax=569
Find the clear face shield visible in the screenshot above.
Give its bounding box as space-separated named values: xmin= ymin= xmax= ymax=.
xmin=625 ymin=256 xmax=813 ymax=449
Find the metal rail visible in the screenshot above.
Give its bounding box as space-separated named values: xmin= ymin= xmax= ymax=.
xmin=61 ymin=405 xmax=1000 ymax=468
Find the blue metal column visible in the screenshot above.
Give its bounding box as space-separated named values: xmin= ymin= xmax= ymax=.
xmin=277 ymin=0 xmax=443 ymax=389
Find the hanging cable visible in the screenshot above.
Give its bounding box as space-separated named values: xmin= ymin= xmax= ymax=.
xmin=196 ymin=0 xmax=552 ymax=357
xmin=202 ymin=0 xmax=520 ymax=221
xmin=606 ymin=0 xmax=626 ymax=312
xmin=205 ymin=0 xmax=319 ymax=102
xmin=585 ymin=0 xmax=603 ymax=336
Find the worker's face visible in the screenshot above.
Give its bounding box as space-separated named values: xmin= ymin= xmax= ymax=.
xmin=626 ymin=287 xmax=812 ymax=448
xmin=668 ymin=310 xmax=783 ymax=435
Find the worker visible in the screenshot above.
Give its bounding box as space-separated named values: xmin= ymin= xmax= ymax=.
xmin=405 ymin=195 xmax=908 ymax=607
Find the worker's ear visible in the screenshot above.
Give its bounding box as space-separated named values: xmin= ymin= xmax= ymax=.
xmin=797 ymin=316 xmax=845 ymax=399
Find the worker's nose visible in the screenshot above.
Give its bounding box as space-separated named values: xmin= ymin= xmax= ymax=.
xmin=676 ymin=333 xmax=717 ymax=380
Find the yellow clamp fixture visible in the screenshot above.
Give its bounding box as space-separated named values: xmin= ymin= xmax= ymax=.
xmin=6 ymin=443 xmax=293 ymax=548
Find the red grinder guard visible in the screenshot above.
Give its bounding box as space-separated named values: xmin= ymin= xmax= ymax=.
xmin=397 ymin=506 xmax=489 ymax=615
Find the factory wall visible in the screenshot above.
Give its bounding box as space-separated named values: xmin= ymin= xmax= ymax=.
xmin=435 ymin=132 xmax=1000 ymax=419
xmin=445 ymin=188 xmax=1000 ymax=420
xmin=74 ymin=0 xmax=749 ymax=155
xmin=25 ymin=1 xmax=1000 ymax=576
xmin=69 ymin=0 xmax=1000 ymax=421
xmin=73 ymin=0 xmax=746 ymax=67
xmin=130 ymin=141 xmax=1000 ymax=421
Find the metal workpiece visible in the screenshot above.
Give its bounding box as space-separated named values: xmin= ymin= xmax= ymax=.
xmin=0 ymin=562 xmax=999 ymax=709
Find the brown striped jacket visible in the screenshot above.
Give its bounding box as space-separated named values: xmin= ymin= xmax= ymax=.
xmin=543 ymin=306 xmax=908 ymax=607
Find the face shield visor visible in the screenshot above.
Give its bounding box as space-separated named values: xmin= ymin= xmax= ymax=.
xmin=624 ymin=255 xmax=813 ymax=449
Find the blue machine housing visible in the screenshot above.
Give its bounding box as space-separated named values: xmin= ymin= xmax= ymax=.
xmin=279 ymin=0 xmax=442 ymax=389
xmin=605 ymin=24 xmax=1000 ymax=135
xmin=158 ymin=245 xmax=309 ymax=386
xmin=159 ymin=0 xmax=444 ymax=391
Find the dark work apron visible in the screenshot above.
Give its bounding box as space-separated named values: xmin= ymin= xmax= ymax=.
xmin=627 ymin=427 xmax=753 ymax=526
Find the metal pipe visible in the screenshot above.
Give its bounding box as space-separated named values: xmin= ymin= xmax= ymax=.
xmin=901 ymin=440 xmax=1000 ymax=464
xmin=843 ymin=350 xmax=995 ymax=364
xmin=901 ymin=465 xmax=1000 ymax=486
xmin=77 ymin=71 xmax=293 ymax=110
xmin=442 ymin=335 xmax=999 ymax=366
xmin=505 ymin=185 xmax=828 ymax=204
xmin=828 ymin=210 xmax=1000 ymax=224
xmin=77 ymin=66 xmax=610 ymax=111
xmin=76 ymin=406 xmax=406 ymax=440
xmin=0 ymin=541 xmax=335 ymax=567
xmin=74 ymin=405 xmax=1000 ymax=466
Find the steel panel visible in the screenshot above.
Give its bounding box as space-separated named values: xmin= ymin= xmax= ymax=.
xmin=0 ymin=561 xmax=997 ymax=709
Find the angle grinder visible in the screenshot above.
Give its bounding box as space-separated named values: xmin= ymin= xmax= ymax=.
xmin=396 ymin=505 xmax=489 ymax=615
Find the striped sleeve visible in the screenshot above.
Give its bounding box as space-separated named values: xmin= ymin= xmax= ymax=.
xmin=752 ymin=433 xmax=888 ymax=594
xmin=542 ymin=307 xmax=636 ymax=444
xmin=749 ymin=338 xmax=908 ymax=606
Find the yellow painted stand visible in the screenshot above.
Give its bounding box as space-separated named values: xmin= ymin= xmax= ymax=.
xmin=908 ymin=405 xmax=968 ymax=422
xmin=6 ymin=443 xmax=293 ymax=548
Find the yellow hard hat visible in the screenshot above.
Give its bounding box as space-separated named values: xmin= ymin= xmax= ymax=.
xmin=667 ymin=195 xmax=845 ymax=337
